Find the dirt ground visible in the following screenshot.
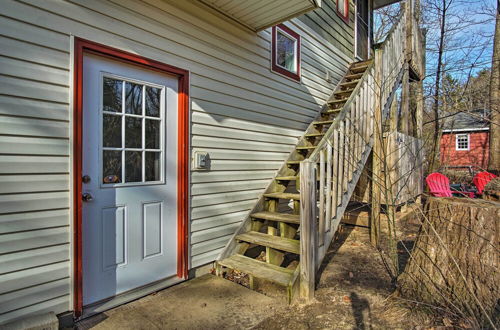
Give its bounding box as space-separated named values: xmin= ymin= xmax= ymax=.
xmin=252 ymin=214 xmax=440 ymax=330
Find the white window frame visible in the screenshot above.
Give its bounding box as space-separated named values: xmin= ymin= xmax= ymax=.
xmin=275 ymin=28 xmax=298 ymax=74
xmin=99 ymin=72 xmax=166 ymax=188
xmin=455 ymin=133 xmax=469 ymax=151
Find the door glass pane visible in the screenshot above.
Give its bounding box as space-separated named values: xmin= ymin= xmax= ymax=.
xmin=146 ymin=86 xmax=161 ymax=117
xmin=103 ymin=114 xmax=122 ymax=148
xmin=125 ymin=151 xmax=142 ymax=182
xmin=103 ymin=78 xmax=122 ymax=113
xmin=277 ymin=31 xmax=296 ymax=72
xmin=145 ymin=152 xmax=161 ymax=181
xmin=145 ymin=119 xmax=160 ymax=149
xmin=125 ymin=82 xmax=143 ymax=115
xmin=125 ymin=117 xmax=142 ymax=148
xmin=103 ymin=150 xmax=122 ymax=183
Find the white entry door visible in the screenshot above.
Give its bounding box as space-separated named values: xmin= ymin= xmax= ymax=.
xmin=82 ymin=54 xmax=178 ymax=305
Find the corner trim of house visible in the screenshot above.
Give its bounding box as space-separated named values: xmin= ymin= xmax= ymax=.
xmin=72 ymin=37 xmax=190 ymax=318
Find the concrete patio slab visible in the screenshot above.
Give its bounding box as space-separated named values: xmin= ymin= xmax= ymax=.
xmin=76 ymin=274 xmax=283 ymax=330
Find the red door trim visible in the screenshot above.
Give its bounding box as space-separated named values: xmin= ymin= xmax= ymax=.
xmin=73 ymin=38 xmax=190 ymax=317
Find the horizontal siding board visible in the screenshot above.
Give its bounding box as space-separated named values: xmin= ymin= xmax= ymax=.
xmin=0 ymin=156 xmax=69 ymax=174
xmin=0 ymin=56 xmax=69 ymax=86
xmin=191 ymin=248 xmax=222 ymax=268
xmin=191 ymin=170 xmax=275 ymax=183
xmin=192 ymin=136 xmax=294 ymax=153
xmin=0 ymin=262 xmax=69 ymax=294
xmin=191 ymin=189 xmax=261 ymax=208
xmin=0 ymin=295 xmax=69 ymax=325
xmin=0 ymin=209 xmax=69 ymax=234
xmin=191 ymin=111 xmax=302 ymax=137
xmin=191 ymin=210 xmax=248 ymax=232
xmin=0 ymin=95 xmax=69 ymax=121
xmin=0 ymin=116 xmax=68 ymax=138
xmin=191 ymin=102 xmax=307 ymax=131
xmin=0 ymin=245 xmax=70 ymax=275
xmin=192 ymin=180 xmax=269 ymax=196
xmin=0 ymin=278 xmax=70 ymax=315
xmin=191 ymin=148 xmax=289 ymax=161
xmin=0 ymin=174 xmax=69 ymax=194
xmin=192 ymin=124 xmax=298 ymax=145
xmin=0 ymin=192 xmax=69 ymax=214
xmin=191 ymin=200 xmax=254 ymax=220
xmin=191 ymin=222 xmax=241 ymax=244
xmin=0 ymin=227 xmax=69 ymax=255
xmin=206 ymin=160 xmax=284 ymax=171
xmin=191 ymin=234 xmax=235 ymax=257
xmin=0 ymin=75 xmax=68 ymax=104
xmin=0 ymin=16 xmax=69 ymax=52
xmin=0 ymin=35 xmax=69 ymax=69
xmin=0 ymin=136 xmax=69 ymax=156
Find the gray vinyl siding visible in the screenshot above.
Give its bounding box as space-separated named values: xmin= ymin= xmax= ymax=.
xmin=0 ymin=0 xmax=352 ymax=323
xmin=298 ymin=0 xmax=356 ymax=58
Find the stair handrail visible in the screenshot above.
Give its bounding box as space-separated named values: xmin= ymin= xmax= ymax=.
xmin=299 ymin=10 xmax=408 ymax=300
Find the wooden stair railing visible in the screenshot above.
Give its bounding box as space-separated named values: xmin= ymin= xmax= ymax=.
xmin=216 ymin=11 xmax=408 ymax=303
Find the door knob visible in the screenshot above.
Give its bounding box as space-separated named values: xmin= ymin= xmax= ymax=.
xmin=82 ymin=192 xmax=94 ymax=202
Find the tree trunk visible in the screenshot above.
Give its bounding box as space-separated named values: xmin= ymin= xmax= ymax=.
xmin=489 ymin=4 xmax=500 ymax=172
xmin=428 ymin=0 xmax=447 ymax=173
xmin=398 ymin=197 xmax=499 ymax=328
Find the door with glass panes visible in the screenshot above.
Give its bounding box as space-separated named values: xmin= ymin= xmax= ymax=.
xmin=82 ymin=54 xmax=178 ymax=305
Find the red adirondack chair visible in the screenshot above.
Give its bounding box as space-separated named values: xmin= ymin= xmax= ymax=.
xmin=426 ymin=173 xmax=453 ymax=197
xmin=473 ymin=171 xmax=497 ymax=194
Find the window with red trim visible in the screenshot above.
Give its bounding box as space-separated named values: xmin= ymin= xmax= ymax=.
xmin=337 ymin=0 xmax=349 ymax=23
xmin=271 ymin=24 xmax=301 ymax=82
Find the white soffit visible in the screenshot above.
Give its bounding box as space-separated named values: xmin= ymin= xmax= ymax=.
xmin=197 ymin=0 xmax=321 ymax=31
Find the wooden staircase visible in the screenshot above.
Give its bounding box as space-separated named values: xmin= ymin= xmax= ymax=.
xmin=216 ymin=60 xmax=372 ymax=302
xmin=216 ymin=8 xmax=411 ymax=303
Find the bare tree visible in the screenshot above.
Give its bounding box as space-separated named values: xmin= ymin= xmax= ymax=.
xmin=489 ymin=2 xmax=500 ymax=172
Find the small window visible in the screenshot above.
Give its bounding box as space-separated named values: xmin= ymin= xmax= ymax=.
xmin=101 ymin=75 xmax=164 ymax=186
xmin=271 ymin=24 xmax=301 ymax=81
xmin=456 ymin=134 xmax=469 ymax=151
xmin=337 ymin=0 xmax=349 ymax=23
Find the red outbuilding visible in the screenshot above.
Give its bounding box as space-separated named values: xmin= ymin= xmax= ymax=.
xmin=440 ymin=109 xmax=490 ymax=169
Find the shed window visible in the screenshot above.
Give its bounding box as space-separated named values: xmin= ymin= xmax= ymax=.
xmin=272 ymin=24 xmax=301 ymax=81
xmin=337 ymin=0 xmax=349 ymax=22
xmin=456 ymin=134 xmax=469 ymax=151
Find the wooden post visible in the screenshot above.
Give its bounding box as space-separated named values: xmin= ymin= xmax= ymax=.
xmin=370 ymin=47 xmax=383 ymax=246
xmin=400 ymin=63 xmax=410 ymax=135
xmin=300 ymin=159 xmax=317 ymax=300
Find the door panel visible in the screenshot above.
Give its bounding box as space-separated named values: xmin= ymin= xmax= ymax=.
xmin=356 ymin=0 xmax=370 ymax=60
xmin=82 ymin=54 xmax=178 ymax=305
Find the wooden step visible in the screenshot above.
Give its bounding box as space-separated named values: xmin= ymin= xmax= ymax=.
xmin=340 ymin=80 xmax=360 ymax=89
xmin=350 ymin=65 xmax=369 ymax=74
xmin=351 ymin=59 xmax=372 ymax=68
xmin=333 ymin=88 xmax=355 ymax=98
xmin=236 ymin=231 xmax=300 ymax=254
xmin=218 ymin=254 xmax=293 ymax=287
xmin=312 ymin=120 xmax=334 ymax=125
xmin=264 ymin=192 xmax=300 ymax=200
xmin=328 ymin=97 xmax=349 ymax=105
xmin=322 ymin=108 xmax=342 ymax=115
xmin=304 ymin=132 xmax=325 ymax=137
xmin=296 ymin=146 xmax=316 ymax=151
xmin=251 ymin=211 xmax=300 ymax=224
xmin=275 ymin=176 xmax=298 ymax=181
xmin=345 ymin=72 xmax=364 ymax=81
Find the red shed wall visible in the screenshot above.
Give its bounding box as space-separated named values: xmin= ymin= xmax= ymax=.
xmin=440 ymin=131 xmax=489 ymax=168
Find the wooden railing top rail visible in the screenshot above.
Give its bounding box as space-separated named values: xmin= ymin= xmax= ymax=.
xmin=308 ymin=10 xmax=407 ymax=163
